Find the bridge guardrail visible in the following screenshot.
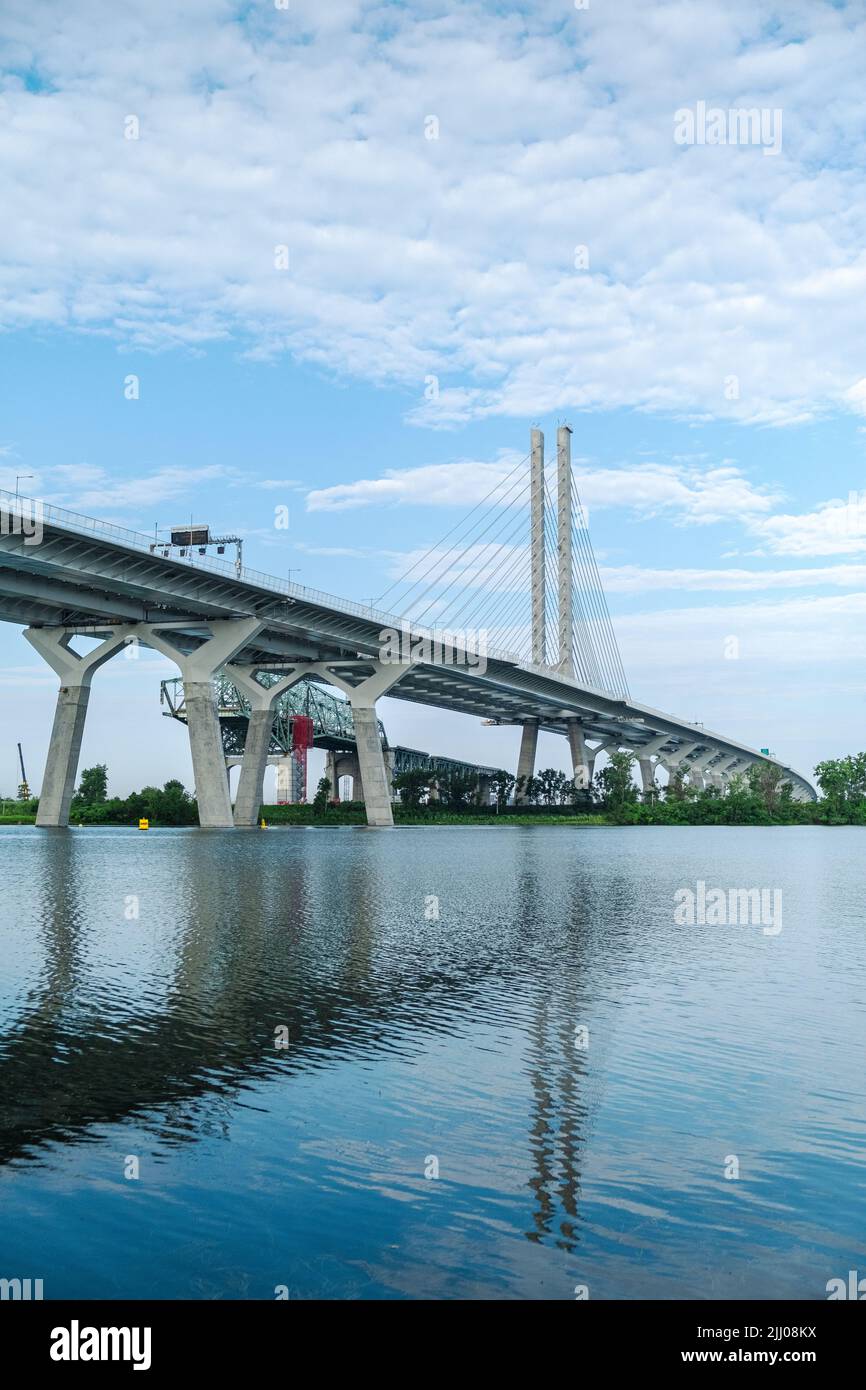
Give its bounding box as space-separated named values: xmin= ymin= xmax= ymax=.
xmin=0 ymin=490 xmax=523 ymax=667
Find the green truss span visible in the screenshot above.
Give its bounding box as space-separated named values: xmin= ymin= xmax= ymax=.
xmin=160 ymin=675 xmax=500 ymax=779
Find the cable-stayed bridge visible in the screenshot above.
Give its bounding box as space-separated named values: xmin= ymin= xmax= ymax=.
xmin=373 ymin=429 xmax=629 ymax=696
xmin=0 ymin=427 xmax=815 ymax=827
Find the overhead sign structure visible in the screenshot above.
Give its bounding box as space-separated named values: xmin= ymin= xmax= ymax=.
xmin=170 ymin=525 xmax=211 ymax=548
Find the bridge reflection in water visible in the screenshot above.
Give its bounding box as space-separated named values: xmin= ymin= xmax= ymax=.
xmin=0 ymin=827 xmax=606 ymax=1281
xmin=2 ymin=825 xmax=862 ymax=1300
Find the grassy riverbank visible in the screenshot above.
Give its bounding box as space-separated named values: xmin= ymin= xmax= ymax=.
xmin=1 ymin=801 xmax=856 ymax=828
xmin=6 ymin=746 xmax=866 ymax=827
xmin=261 ymin=803 xmax=609 ymax=826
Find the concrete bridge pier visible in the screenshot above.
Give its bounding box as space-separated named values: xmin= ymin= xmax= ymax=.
xmin=227 ymin=664 xmax=304 ymax=827
xmin=351 ymin=707 xmax=389 ymax=822
xmin=275 ymin=757 xmax=296 ymax=804
xmin=638 ymin=758 xmax=656 ymax=795
xmin=515 ymin=719 xmax=539 ymax=801
xmin=585 ymin=737 xmax=619 ymax=786
xmin=325 ymin=749 xmax=340 ymax=798
xmin=633 ymin=735 xmax=670 ymax=799
xmin=24 ymin=626 xmax=133 ymax=827
xmin=710 ymin=757 xmax=744 ymax=792
xmin=684 ymin=748 xmax=720 ymax=790
xmin=308 ymin=661 xmax=408 ymax=826
xmin=566 ymin=719 xmax=592 ymax=789
xmin=140 ymin=619 xmax=263 ymax=828
xmin=332 ymin=750 xmax=363 ymax=801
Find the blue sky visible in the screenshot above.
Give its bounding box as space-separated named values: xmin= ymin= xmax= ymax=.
xmin=1 ymin=0 xmax=865 ymax=795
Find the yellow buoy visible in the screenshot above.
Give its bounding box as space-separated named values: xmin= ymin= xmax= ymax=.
xmin=260 ymin=818 xmax=267 ymax=829
xmin=139 ymin=818 xmax=149 ymax=831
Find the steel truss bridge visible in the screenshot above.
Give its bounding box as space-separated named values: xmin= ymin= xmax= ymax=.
xmin=161 ymin=673 xmax=500 ymax=794
xmin=0 ymin=426 xmax=816 ymax=828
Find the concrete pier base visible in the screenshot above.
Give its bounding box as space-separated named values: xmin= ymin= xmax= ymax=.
xmin=350 ymin=705 xmax=392 ymax=826
xmin=183 ymin=680 xmax=234 ymax=827
xmin=233 ymin=707 xmax=273 ymax=826
xmin=303 ymin=660 xmax=409 ymax=826
xmin=37 ymin=683 xmax=91 ymax=827
xmin=24 ymin=626 xmax=133 ymax=827
xmin=515 ymin=719 xmax=538 ymax=801
xmin=566 ymin=720 xmax=591 ymax=790
xmin=325 ymin=750 xmax=339 ymax=799
xmin=275 ymin=757 xmax=295 ymax=804
xmin=140 ymin=619 xmax=265 ymax=829
xmin=227 ymin=663 xmax=305 ymax=828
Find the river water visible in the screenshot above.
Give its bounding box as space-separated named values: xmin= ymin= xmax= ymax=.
xmin=0 ymin=824 xmax=862 ymax=1300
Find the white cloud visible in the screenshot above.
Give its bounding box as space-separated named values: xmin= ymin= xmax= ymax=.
xmin=620 ymin=592 xmax=866 ymax=693
xmin=295 ymin=542 xmax=382 ymax=559
xmin=749 ymin=493 xmax=866 ymax=557
xmin=247 ymin=478 xmax=304 ymax=492
xmin=602 ymin=562 xmax=866 ymax=593
xmin=41 ymin=462 xmax=236 ymax=514
xmin=0 ymin=1 xmax=864 ymax=426
xmin=306 ymin=452 xmax=526 ymax=511
xmin=308 ymin=453 xmax=776 ymax=524
xmin=616 ymin=589 xmax=866 ymax=771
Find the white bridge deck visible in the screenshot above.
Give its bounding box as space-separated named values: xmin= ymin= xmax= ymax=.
xmin=0 ymin=491 xmax=815 ymax=801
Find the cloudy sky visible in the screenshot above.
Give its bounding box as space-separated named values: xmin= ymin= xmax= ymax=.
xmin=1 ymin=0 xmax=865 ymax=795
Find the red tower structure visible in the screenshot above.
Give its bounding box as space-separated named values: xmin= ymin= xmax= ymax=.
xmin=290 ymin=715 xmax=314 ymax=801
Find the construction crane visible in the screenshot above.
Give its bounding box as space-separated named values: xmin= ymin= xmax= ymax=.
xmin=17 ymin=742 xmax=31 ymax=800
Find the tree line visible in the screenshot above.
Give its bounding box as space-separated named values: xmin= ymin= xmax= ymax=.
xmin=6 ymin=751 xmax=866 ymax=826
xmin=321 ymin=749 xmax=866 ymax=824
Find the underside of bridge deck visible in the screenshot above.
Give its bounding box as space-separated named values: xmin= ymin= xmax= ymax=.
xmin=0 ymin=484 xmax=817 ymax=826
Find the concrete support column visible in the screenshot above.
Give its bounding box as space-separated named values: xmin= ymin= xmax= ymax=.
xmin=566 ymin=719 xmax=591 ymax=789
xmin=139 ymin=618 xmax=263 ymax=828
xmin=629 ymin=734 xmax=670 ymax=798
xmin=232 ymin=659 xmax=409 ymax=827
xmin=310 ymin=661 xmax=410 ymax=826
xmin=585 ymin=744 xmax=601 ymax=784
xmin=658 ymin=760 xmax=676 ymax=797
xmin=345 ymin=753 xmax=363 ymax=802
xmin=585 ymin=738 xmax=620 ymax=784
xmin=671 ymin=741 xmax=702 ymax=777
xmin=235 ymin=709 xmax=274 ymax=824
xmin=332 ymin=754 xmax=352 ymax=799
xmin=40 ymin=686 xmax=90 ymax=826
xmin=25 ymin=626 xmax=133 ymax=827
xmin=275 ymin=758 xmax=294 ymax=804
xmin=325 ymin=750 xmax=339 ymax=799
xmin=349 ymin=706 xmax=391 ymax=824
xmin=515 ymin=719 xmax=539 ymax=801
xmin=228 ymin=664 xmax=303 ymax=828
xmin=183 ymin=680 xmax=234 ymax=827
xmin=686 ymin=748 xmax=719 ymax=789
xmin=638 ymin=758 xmax=656 ymax=795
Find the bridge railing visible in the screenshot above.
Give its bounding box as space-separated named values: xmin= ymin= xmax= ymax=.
xmin=0 ymin=489 xmax=523 ymax=667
